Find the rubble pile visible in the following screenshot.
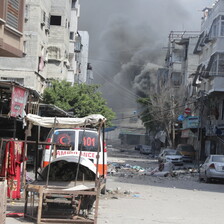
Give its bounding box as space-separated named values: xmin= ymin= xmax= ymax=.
xmin=101 ymin=186 xmax=140 ymax=200
xmin=107 ymin=161 xmax=198 ymax=180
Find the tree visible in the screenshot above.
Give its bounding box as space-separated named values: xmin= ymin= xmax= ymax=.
xmin=42 ymin=80 xmax=115 ymax=126
xmin=137 ymin=92 xmax=178 ymax=147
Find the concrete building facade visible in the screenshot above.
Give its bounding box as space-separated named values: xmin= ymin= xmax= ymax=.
xmin=0 ymin=0 xmax=90 ymax=94
xmin=0 ymin=0 xmax=24 ymax=57
xmin=157 ymin=0 xmax=224 ymax=159
xmin=192 ymin=0 xmax=224 ymax=157
xmin=68 ymin=0 xmax=80 ymax=84
xmin=47 ymin=0 xmax=72 ymax=81
xmin=0 ymin=0 xmax=25 ymax=57
xmin=0 ymin=0 xmax=51 ymax=93
xmin=157 ymin=31 xmax=200 ymax=147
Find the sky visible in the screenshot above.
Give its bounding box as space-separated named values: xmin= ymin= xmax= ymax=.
xmin=78 ymin=0 xmax=215 ymax=113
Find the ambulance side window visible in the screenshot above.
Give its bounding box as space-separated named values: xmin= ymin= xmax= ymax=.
xmin=78 ymin=131 xmax=99 ymax=152
xmin=53 ymin=130 xmax=75 ymax=150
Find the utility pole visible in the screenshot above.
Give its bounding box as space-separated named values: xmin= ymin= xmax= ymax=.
xmin=172 ymin=96 xmax=176 ymax=147
xmin=196 ymin=93 xmax=205 ymax=168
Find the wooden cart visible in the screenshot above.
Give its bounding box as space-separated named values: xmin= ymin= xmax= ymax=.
xmin=23 ymin=114 xmax=106 ymax=224
xmin=24 ymin=181 xmax=101 ymax=224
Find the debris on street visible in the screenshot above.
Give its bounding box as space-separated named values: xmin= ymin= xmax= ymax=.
xmin=107 ymin=160 xmax=198 ymax=180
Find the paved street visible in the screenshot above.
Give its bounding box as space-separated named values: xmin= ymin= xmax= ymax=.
xmin=6 ymin=146 xmax=224 ymax=224
xmin=98 ymin=147 xmax=224 ymax=224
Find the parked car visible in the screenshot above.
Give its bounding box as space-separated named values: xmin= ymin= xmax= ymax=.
xmin=134 ymin=145 xmax=142 ymax=151
xmin=139 ymin=145 xmax=152 ymax=155
xmin=176 ymin=144 xmax=196 ymax=162
xmin=199 ymin=155 xmax=224 ymax=183
xmin=158 ymin=149 xmax=183 ymax=166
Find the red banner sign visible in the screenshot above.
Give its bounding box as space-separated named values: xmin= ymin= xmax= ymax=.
xmin=10 ymin=86 xmax=28 ymax=118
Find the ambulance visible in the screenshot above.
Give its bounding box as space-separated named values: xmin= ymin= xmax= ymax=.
xmin=25 ymin=114 xmax=107 ymax=182
xmin=42 ymin=128 xmax=107 ymax=177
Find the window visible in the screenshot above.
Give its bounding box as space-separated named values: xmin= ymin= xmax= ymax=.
xmin=209 ymin=15 xmax=224 ymax=38
xmin=209 ymin=53 xmax=224 ymax=76
xmin=78 ymin=131 xmax=99 ymax=152
xmin=171 ymin=72 xmax=182 ymax=86
xmin=212 ymin=155 xmax=224 ymax=162
xmin=222 ymin=100 xmax=224 ymax=120
xmin=50 ymin=16 xmax=61 ymax=26
xmin=1 ymin=77 xmax=24 ymax=85
xmin=53 ymin=130 xmax=75 ymax=151
xmin=71 ymin=0 xmax=77 ymax=8
xmin=25 ymin=4 xmax=29 ymax=21
xmin=70 ymin=32 xmax=74 ymax=40
xmin=221 ymin=21 xmax=224 ymax=36
xmin=172 ymin=49 xmax=183 ymax=63
xmin=6 ymin=0 xmax=19 ymax=29
xmin=210 ymin=55 xmax=218 ymax=76
xmin=221 ymin=16 xmax=224 ymax=36
xmin=23 ymin=40 xmax=27 ymax=54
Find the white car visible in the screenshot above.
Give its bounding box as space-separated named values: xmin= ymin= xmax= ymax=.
xmin=199 ymin=155 xmax=224 ymax=183
xmin=158 ymin=149 xmax=183 ymax=166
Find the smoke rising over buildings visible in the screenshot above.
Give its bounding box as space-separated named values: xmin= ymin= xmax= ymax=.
xmin=79 ymin=0 xmax=214 ymax=111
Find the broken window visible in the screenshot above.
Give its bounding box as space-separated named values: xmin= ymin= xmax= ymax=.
xmin=50 ymin=15 xmax=61 ymax=26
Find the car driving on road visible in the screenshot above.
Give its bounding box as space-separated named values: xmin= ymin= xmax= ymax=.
xmin=199 ymin=154 xmax=224 ymax=183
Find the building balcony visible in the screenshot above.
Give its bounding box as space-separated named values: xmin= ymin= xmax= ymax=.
xmin=206 ymin=76 xmax=224 ymax=94
xmin=0 ymin=0 xmax=24 ymax=57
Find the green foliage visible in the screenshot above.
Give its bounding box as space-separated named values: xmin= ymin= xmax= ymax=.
xmin=42 ymin=80 xmax=115 ymax=126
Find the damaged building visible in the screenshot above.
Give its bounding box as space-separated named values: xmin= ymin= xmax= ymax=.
xmin=159 ymin=0 xmax=224 ymax=161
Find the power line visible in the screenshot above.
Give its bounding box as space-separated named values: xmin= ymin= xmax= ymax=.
xmin=112 ymin=99 xmax=198 ymax=121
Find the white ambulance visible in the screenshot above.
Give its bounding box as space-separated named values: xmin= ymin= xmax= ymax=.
xmin=25 ymin=114 xmax=107 ymax=179
xmin=42 ymin=128 xmax=107 ymax=177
